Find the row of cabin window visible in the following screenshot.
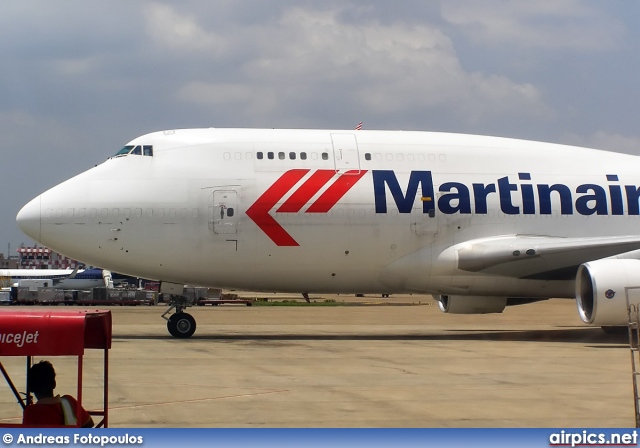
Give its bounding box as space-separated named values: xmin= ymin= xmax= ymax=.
xmin=250 ymin=152 xmax=446 ymax=162
xmin=256 ymin=151 xmax=330 ymax=161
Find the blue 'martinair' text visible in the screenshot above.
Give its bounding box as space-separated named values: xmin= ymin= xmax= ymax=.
xmin=372 ymin=171 xmax=640 ymax=216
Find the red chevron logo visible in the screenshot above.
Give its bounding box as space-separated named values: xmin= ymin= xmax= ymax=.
xmin=246 ymin=169 xmax=367 ymax=246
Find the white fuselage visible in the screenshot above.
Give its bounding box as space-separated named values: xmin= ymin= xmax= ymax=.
xmin=16 ymin=128 xmax=640 ymax=298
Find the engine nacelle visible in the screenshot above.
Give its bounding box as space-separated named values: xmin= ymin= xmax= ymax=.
xmin=437 ymin=295 xmax=507 ymax=314
xmin=576 ymin=259 xmax=640 ymax=326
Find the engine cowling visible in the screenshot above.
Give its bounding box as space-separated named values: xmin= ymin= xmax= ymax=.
xmin=576 ymin=259 xmax=640 ymax=326
xmin=437 ymin=295 xmax=507 ymax=314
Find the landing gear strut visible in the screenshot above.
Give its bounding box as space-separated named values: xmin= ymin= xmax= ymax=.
xmin=161 ymin=294 xmax=197 ymax=338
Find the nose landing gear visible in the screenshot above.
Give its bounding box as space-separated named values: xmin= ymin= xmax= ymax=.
xmin=162 ymin=294 xmax=197 ymax=338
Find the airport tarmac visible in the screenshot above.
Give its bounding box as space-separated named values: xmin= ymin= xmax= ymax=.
xmin=0 ymin=295 xmax=635 ymax=427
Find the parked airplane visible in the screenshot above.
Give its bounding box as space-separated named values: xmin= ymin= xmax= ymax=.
xmin=0 ymin=267 xmax=117 ymax=290
xmin=0 ymin=267 xmax=80 ymax=289
xmin=16 ymin=128 xmax=640 ymax=337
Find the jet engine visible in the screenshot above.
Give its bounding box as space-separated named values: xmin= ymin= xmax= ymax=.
xmin=576 ymin=259 xmax=640 ymax=326
xmin=437 ymin=295 xmax=507 ymax=314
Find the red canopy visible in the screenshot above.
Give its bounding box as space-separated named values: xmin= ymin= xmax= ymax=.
xmin=0 ymin=310 xmax=111 ymax=356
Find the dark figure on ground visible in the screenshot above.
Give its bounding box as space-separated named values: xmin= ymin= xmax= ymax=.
xmin=22 ymin=360 xmax=93 ymax=427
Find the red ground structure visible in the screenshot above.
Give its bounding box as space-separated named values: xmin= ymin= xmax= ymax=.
xmin=0 ymin=310 xmax=112 ymax=427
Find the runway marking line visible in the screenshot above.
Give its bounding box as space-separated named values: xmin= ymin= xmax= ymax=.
xmin=109 ymin=388 xmax=290 ymax=411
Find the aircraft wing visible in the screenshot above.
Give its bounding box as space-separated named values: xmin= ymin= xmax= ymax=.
xmin=455 ymin=235 xmax=640 ymax=280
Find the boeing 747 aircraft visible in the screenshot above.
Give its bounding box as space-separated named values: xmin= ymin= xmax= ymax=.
xmin=15 ymin=128 xmax=640 ymax=337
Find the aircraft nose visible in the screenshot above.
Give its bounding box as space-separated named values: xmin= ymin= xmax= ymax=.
xmin=16 ymin=195 xmax=41 ymax=242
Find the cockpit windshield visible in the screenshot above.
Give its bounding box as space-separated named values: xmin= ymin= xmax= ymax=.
xmin=112 ymin=145 xmax=153 ymax=158
xmin=115 ymin=146 xmax=134 ymax=156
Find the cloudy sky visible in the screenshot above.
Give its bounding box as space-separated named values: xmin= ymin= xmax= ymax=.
xmin=1 ymin=1 xmax=639 ymax=255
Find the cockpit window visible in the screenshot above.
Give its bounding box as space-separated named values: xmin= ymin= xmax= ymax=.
xmin=112 ymin=145 xmax=154 ymax=158
xmin=115 ymin=146 xmax=134 ymax=156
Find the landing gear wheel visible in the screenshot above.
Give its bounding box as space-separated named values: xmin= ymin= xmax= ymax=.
xmin=167 ymin=312 xmax=196 ymax=338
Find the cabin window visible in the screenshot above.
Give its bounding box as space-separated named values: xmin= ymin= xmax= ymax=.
xmin=322 ymin=152 xmax=329 ymax=160
xmin=268 ymin=152 xmax=274 ymax=160
xmin=278 ymin=152 xmax=285 ymax=160
xmin=227 ymin=208 xmax=235 ymax=217
xmin=289 ymin=152 xmax=296 ymax=160
xmin=301 ymin=152 xmax=307 ymax=160
xmin=365 ymin=153 xmax=371 ymax=161
xmin=257 ymin=152 xmax=264 ymax=159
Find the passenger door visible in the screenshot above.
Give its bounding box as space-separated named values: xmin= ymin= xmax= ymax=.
xmin=331 ymin=133 xmax=361 ymax=174
xmin=210 ymin=190 xmax=238 ymax=235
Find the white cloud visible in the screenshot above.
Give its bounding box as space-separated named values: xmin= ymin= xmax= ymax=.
xmin=168 ymin=5 xmax=551 ymax=126
xmin=441 ymin=0 xmax=623 ymax=51
xmin=142 ymin=3 xmax=228 ymax=54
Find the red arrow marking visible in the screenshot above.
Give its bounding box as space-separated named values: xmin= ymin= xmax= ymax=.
xmin=306 ymin=170 xmax=367 ymax=213
xmin=246 ymin=169 xmax=309 ymax=246
xmin=277 ymin=170 xmax=335 ymax=213
xmin=247 ymin=169 xmax=368 ymax=246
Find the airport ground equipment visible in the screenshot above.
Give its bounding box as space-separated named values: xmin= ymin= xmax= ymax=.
xmin=8 ymin=287 xmax=156 ymax=306
xmin=0 ymin=310 xmax=112 ymax=427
